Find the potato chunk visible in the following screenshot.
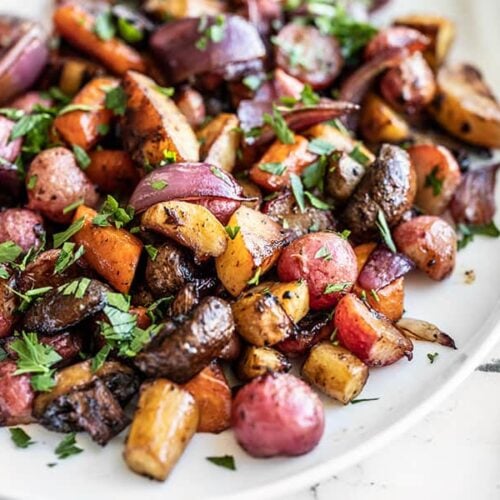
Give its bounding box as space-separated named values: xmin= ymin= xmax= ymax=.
xmin=236 ymin=346 xmax=291 ymax=381
xmin=123 ymin=71 xmax=199 ymax=165
xmin=124 ymin=379 xmax=199 ymax=481
xmin=216 ymin=206 xmax=286 ymax=296
xmin=141 ymin=201 xmax=228 ymax=260
xmin=302 ymin=342 xmax=368 ymax=404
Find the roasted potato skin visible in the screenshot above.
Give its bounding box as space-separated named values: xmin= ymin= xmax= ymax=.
xmin=231 ymin=372 xmax=324 ymax=457
xmin=0 ymin=360 xmax=34 ymax=426
xmin=393 ymin=215 xmax=457 ymax=281
xmin=176 ymin=87 xmax=206 ymax=128
xmin=135 ymin=297 xmax=234 ymax=383
xmin=326 ymin=152 xmax=366 ymax=203
xmin=141 ymin=201 xmax=228 ymax=261
xmin=124 ymin=379 xmax=199 ymax=481
xmin=335 ymin=293 xmax=413 ymax=367
xmin=341 ymin=144 xmax=417 ymax=239
xmin=216 ymin=206 xmax=286 ymax=296
xmin=429 ymin=64 xmax=500 ymax=148
xmin=182 ymin=363 xmax=231 ymax=433
xmin=0 ymin=279 xmax=17 ymax=338
xmin=26 ymin=147 xmax=99 ymax=224
xmin=302 ymin=342 xmax=369 ymax=404
xmin=236 ymin=346 xmax=291 ymax=381
xmin=354 ymin=277 xmax=405 ymax=322
xmin=0 ymin=208 xmax=44 ymax=252
xmin=123 ymin=71 xmax=200 ymax=165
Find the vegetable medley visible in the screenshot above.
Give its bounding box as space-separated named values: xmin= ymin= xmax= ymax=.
xmin=0 ymin=0 xmax=499 ymax=480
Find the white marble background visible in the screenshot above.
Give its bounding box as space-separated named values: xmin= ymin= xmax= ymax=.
xmin=284 ymin=346 xmax=500 ymax=499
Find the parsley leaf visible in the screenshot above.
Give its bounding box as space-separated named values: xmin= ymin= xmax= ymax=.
xmin=10 ymin=428 xmax=35 ymax=449
xmin=27 ymin=174 xmax=38 ymax=190
xmin=302 ymin=155 xmax=327 ymax=191
xmin=206 ymin=455 xmax=236 ymax=471
xmin=53 ymin=242 xmax=85 ymax=274
xmin=290 ymin=173 xmax=306 ymax=213
xmin=315 ymin=246 xmax=332 ymax=260
xmin=351 ymin=397 xmax=380 ymax=404
xmin=92 ymin=195 xmax=134 ymax=229
xmin=457 ymin=222 xmax=500 ymax=250
xmin=91 ymin=344 xmax=112 ymax=372
xmin=300 ymin=84 xmax=320 ymax=106
xmin=225 ymin=225 xmax=240 ymax=240
xmin=94 ymin=10 xmax=116 ymax=41
xmin=196 ymin=15 xmax=226 ymax=50
xmin=57 ymin=104 xmax=95 ymax=116
xmin=263 ymin=108 xmax=295 ymax=144
xmin=376 ymin=210 xmax=397 ymax=253
xmin=150 ymin=180 xmax=168 ymax=190
xmin=324 ymin=282 xmax=352 ymax=294
xmin=104 ymin=86 xmax=127 ymax=116
xmin=53 ymin=217 xmax=85 ymax=248
xmin=155 ymin=86 xmax=175 ymax=98
xmin=258 ymin=162 xmax=287 ymax=176
xmin=117 ymin=17 xmax=143 ymax=43
xmin=304 ymin=191 xmax=331 ymax=210
xmin=62 ymin=198 xmax=84 ymax=215
xmin=247 ymin=267 xmax=262 ymax=286
xmin=307 ymin=139 xmax=335 ymax=156
xmin=55 ymin=433 xmax=83 ymax=459
xmin=242 ymin=74 xmax=264 ymax=91
xmin=349 ymin=144 xmax=371 ymax=166
xmin=145 ymin=244 xmax=158 ymax=261
xmin=72 ymin=145 xmax=91 ymax=170
xmin=427 ymin=352 xmax=439 ymax=364
xmin=0 ymin=241 xmax=23 ymax=264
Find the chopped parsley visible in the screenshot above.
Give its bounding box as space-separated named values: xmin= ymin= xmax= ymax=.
xmin=196 ymin=15 xmax=226 ymax=50
xmin=53 ymin=217 xmax=85 ymax=248
xmin=290 ymin=173 xmax=306 ymax=212
xmin=315 ymin=246 xmax=332 ymax=261
xmin=62 ymin=198 xmax=84 ymax=215
xmin=302 ymin=155 xmax=327 ymax=191
xmin=307 ymin=139 xmax=335 ymax=156
xmin=351 ymin=397 xmax=380 ymax=404
xmin=263 ymin=107 xmax=295 ymax=144
xmin=300 ymin=84 xmax=320 ymax=106
xmin=92 ymin=195 xmax=134 ymax=229
xmin=145 ymin=244 xmax=158 ymax=261
xmin=150 ymin=180 xmax=168 ymax=190
xmin=242 ymin=74 xmax=264 ymax=91
xmin=58 ymin=104 xmax=95 ymax=116
xmin=9 ymin=428 xmax=35 ymax=449
xmin=258 ymin=162 xmax=287 ymax=176
xmin=8 ymin=286 xmax=52 ymax=313
xmin=457 ymin=222 xmax=500 ymax=250
xmin=53 ymin=242 xmax=85 ymax=274
xmin=376 ymin=209 xmax=397 ymax=253
xmin=26 ymin=174 xmax=38 ymax=190
xmin=370 ymin=289 xmax=380 ymax=303
xmin=304 ymin=191 xmax=331 ymax=210
xmin=324 ymin=282 xmax=352 ymax=294
xmin=427 ymin=352 xmax=439 ymax=364
xmin=55 ymin=433 xmax=83 ymax=459
xmin=225 ymin=225 xmax=240 ymax=240
xmin=206 ymin=455 xmax=236 ymax=471
xmin=59 ymin=278 xmax=91 ymax=299
xmin=97 ymin=123 xmax=110 ymax=136
xmin=117 ymin=17 xmax=143 ymax=43
xmin=155 ymin=85 xmax=175 ymax=98
xmin=72 ymin=145 xmax=91 ymax=170
xmin=94 ymin=10 xmax=115 ymax=41
xmin=424 ymin=166 xmax=443 ymax=196
xmin=349 ymin=144 xmax=371 ymax=166
xmin=104 ymin=86 xmax=127 ymax=116
xmin=247 ymin=267 xmax=262 ymax=286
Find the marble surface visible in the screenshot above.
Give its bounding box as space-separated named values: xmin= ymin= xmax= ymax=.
xmin=284 ymin=344 xmax=500 ymax=500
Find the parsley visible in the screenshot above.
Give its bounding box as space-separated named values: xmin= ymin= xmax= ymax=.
xmin=225 ymin=225 xmax=240 ymax=240
xmin=196 ymin=15 xmax=226 ymax=50
xmin=150 ymin=180 xmax=168 ymax=190
xmin=427 ymin=352 xmax=439 ymax=364
xmin=210 ymin=166 xmax=230 ymax=183
xmin=0 ymin=346 xmax=7 ymax=361
xmin=59 ymin=278 xmax=91 ymax=299
xmin=302 ymin=156 xmax=327 ymax=191
xmin=97 ymin=123 xmax=110 ymax=135
xmin=92 ymin=195 xmax=134 ymax=229
xmin=247 ymin=267 xmax=262 ymax=286
xmin=351 ymin=397 xmax=380 ymax=404
xmin=55 ymin=433 xmax=83 ymax=459
xmin=307 ymin=139 xmax=335 ymax=156
xmin=145 ymin=244 xmax=158 ymax=261
xmin=457 ymin=222 xmax=500 ymax=250
xmin=370 ymin=289 xmax=380 ymax=302
xmin=424 ymin=166 xmax=443 ymax=196
xmin=117 ymin=17 xmax=143 ymax=43
xmin=104 ymin=86 xmax=127 ymax=116
xmin=46 ymin=87 xmax=71 ymax=105
xmin=0 ymin=108 xmax=25 ymax=120
xmin=324 ymin=282 xmax=352 ymax=294
xmin=8 ymin=286 xmax=52 ymax=313
xmin=376 ymin=210 xmax=397 ymax=253
xmin=53 ymin=218 xmax=85 ymax=248
xmin=27 ymin=174 xmax=38 ymax=190
xmin=160 ymin=149 xmax=177 ymax=165
xmin=258 ymin=162 xmax=286 ymax=176
xmin=242 ymin=74 xmax=263 ymax=91
xmin=290 ymin=173 xmax=306 ymax=213
xmin=304 ymin=191 xmax=331 ymax=210
xmin=339 ymin=229 xmax=351 ymax=239
xmin=9 ymin=428 xmax=35 ymax=449
xmin=62 ymin=198 xmax=84 ymax=215
xmin=9 ymin=111 xmax=54 ymax=155
xmin=58 ymin=104 xmax=95 ymax=116
xmin=263 ymin=108 xmax=295 ymax=144
xmin=146 ymin=296 xmax=174 ymax=323
xmin=53 ymin=242 xmax=85 ymax=274
xmin=91 ymin=344 xmax=111 ymax=372
xmin=0 ymin=241 xmax=23 ymax=264
xmin=10 ymin=332 xmax=62 ymax=392
xmin=72 ymin=145 xmax=91 ymax=170
xmin=206 ymin=455 xmax=236 ymax=471
xmin=315 ymin=246 xmax=332 ymax=260
xmin=94 ymin=10 xmax=115 ymax=41
xmin=349 ymin=144 xmax=371 ymax=166
xmin=300 ymin=84 xmax=320 ymax=106
xmin=155 ymin=85 xmax=175 ymax=98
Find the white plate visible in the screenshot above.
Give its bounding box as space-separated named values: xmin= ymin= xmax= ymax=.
xmin=1 ymin=1 xmax=499 ymax=499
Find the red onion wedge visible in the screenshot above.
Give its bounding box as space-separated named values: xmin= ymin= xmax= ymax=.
xmin=449 ymin=163 xmax=499 ymax=225
xmin=339 ymin=47 xmax=408 ymax=129
xmin=150 ymin=15 xmax=266 ymax=84
xmin=0 ymin=116 xmax=22 ymax=163
xmin=129 ymin=163 xmax=251 ymax=223
xmin=396 ymin=318 xmax=456 ymax=349
xmin=0 ymin=17 xmax=49 ymax=105
xmin=238 ymin=98 xmax=359 ymax=146
xmin=358 ymin=245 xmax=415 ymax=291
xmin=0 ymin=159 xmax=22 ymax=205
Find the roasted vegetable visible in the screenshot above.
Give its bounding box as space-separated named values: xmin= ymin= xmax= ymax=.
xmin=231 ymin=373 xmax=324 ymax=457
xmin=302 ymin=342 xmax=369 ymax=404
xmin=429 ymin=64 xmax=500 ymax=148
xmin=355 ymin=276 xmax=405 ymax=322
xmin=325 ymin=152 xmax=366 ymax=203
xmin=144 ymin=0 xmax=226 ymax=19
xmin=0 ymin=360 xmax=34 ymax=426
xmin=216 ymin=206 xmax=286 ymax=296
xmin=236 ymin=346 xmax=291 ymax=381
xmin=123 ymin=71 xmax=200 ymax=165
xmin=176 ymin=87 xmax=206 ymax=128
xmin=182 ymin=363 xmax=231 ymax=433
xmin=0 ymin=208 xmax=44 ymax=252
xmin=0 ymin=279 xmax=17 ymax=338
xmin=124 ymin=379 xmax=199 ymax=480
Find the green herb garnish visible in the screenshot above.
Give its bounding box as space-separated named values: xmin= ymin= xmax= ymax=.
xmin=55 ymin=433 xmax=83 ymax=459
xmin=104 ymin=86 xmax=127 ymax=116
xmin=258 ymin=162 xmax=287 ymax=176
xmin=206 ymin=455 xmax=236 ymax=471
xmin=53 ymin=218 xmax=85 ymax=248
xmin=225 ymin=225 xmax=240 ymax=240
xmin=72 ymin=145 xmax=91 ymax=170
xmin=376 ymin=210 xmax=396 ymax=253
xmin=10 ymin=428 xmax=35 ymax=449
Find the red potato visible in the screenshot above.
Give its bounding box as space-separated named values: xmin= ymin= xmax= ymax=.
xmin=335 ymin=293 xmax=413 ymax=367
xmin=277 ymin=232 xmax=358 ymax=310
xmin=26 ymin=147 xmax=99 ymax=223
xmin=380 ymin=52 xmax=436 ymax=114
xmin=393 ymin=215 xmax=457 ymax=281
xmin=364 ymin=26 xmax=430 ymax=60
xmin=0 ymin=279 xmax=17 ymax=338
xmin=231 ymin=372 xmax=324 ymax=457
xmin=408 ymin=144 xmax=462 ymax=215
xmin=175 ymin=88 xmax=206 ymax=128
xmin=0 ymin=208 xmax=44 ymax=252
xmin=0 ymin=360 xmax=34 ymax=426
xmin=274 ymin=24 xmax=343 ymax=89
xmin=0 ymin=116 xmax=22 ymax=163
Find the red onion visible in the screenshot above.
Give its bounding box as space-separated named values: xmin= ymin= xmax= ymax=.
xmin=129 ymin=163 xmax=250 ymax=222
xmin=396 ymin=318 xmax=456 ymax=349
xmin=0 ymin=17 xmax=49 ymax=105
xmin=238 ymin=98 xmax=359 ymax=146
xmin=150 ymin=15 xmax=266 ymax=84
xmin=0 ymin=116 xmax=22 ymax=162
xmin=358 ymin=245 xmax=415 ymax=291
xmin=339 ymin=47 xmax=408 ymax=129
xmin=0 ymin=159 xmax=22 ymax=205
xmin=449 ymin=163 xmax=499 ymax=225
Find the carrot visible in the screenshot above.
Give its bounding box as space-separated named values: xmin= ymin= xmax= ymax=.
xmin=353 ymin=278 xmax=405 ymax=322
xmin=86 ymin=150 xmax=140 ymax=193
xmin=54 ymin=76 xmax=118 ymax=150
xmin=72 ymin=205 xmax=143 ymax=294
xmin=53 ymin=3 xmax=146 ymax=75
xmin=249 ymin=134 xmax=316 ymax=191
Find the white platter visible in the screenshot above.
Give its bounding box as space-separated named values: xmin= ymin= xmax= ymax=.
xmin=0 ymin=0 xmax=499 ymax=499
